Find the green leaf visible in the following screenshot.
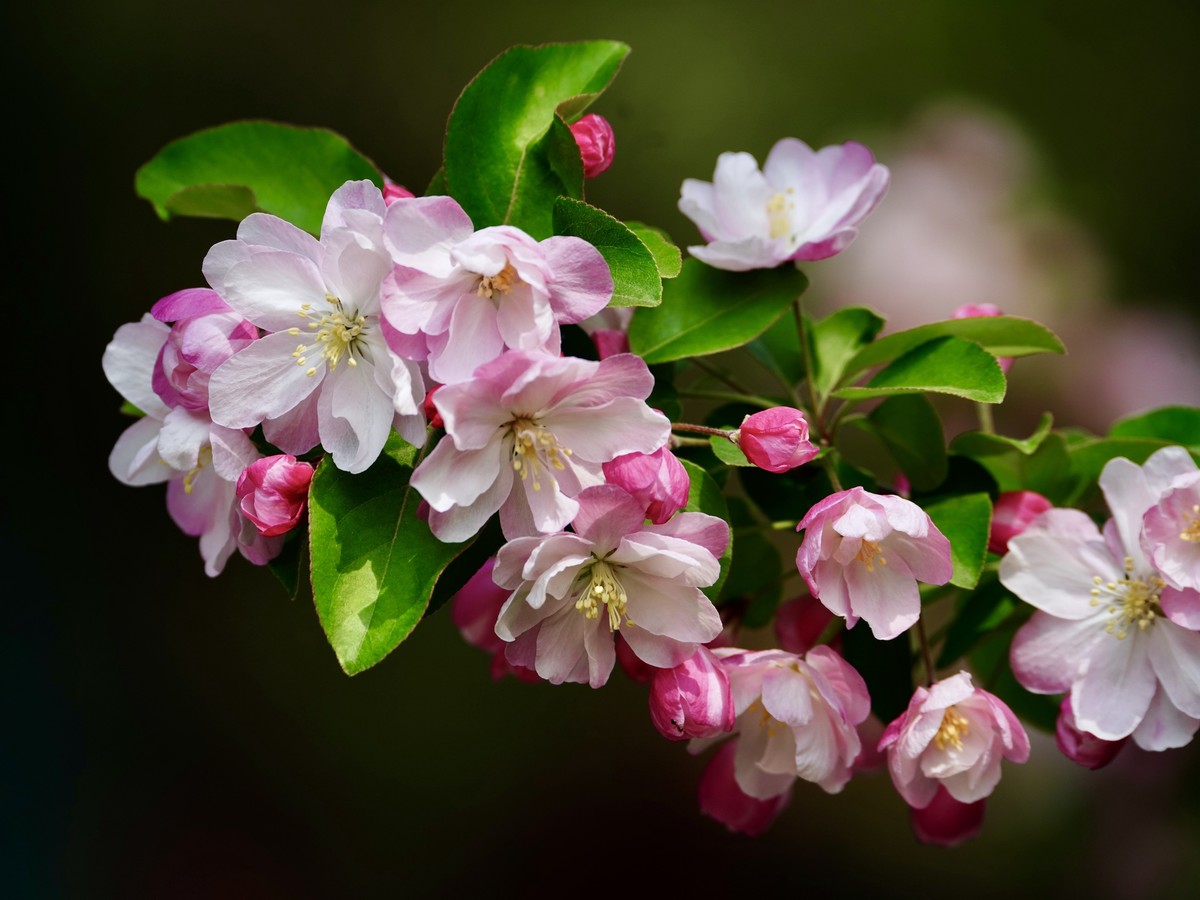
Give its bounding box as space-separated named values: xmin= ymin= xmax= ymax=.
xmin=935 ymin=579 xmax=1019 ymax=668
xmin=424 ymin=168 xmax=447 ymax=196
xmin=308 ymin=436 xmax=470 ymax=675
xmin=135 ymin=121 xmax=382 ymax=235
xmin=443 ymin=41 xmax=629 ymax=238
xmin=951 ymin=412 xmax=1055 ymax=459
xmin=922 ymin=493 xmax=992 ymax=589
xmin=951 ymin=421 xmax=1076 ymax=502
xmin=834 ymin=336 xmax=1006 ymax=404
xmin=809 ymin=306 xmax=886 ymax=398
xmin=710 ymin=434 xmax=753 ymax=466
xmin=626 ymin=222 xmax=683 ymax=278
xmin=1067 ymin=437 xmax=1190 ymax=498
xmin=748 ymin=308 xmax=805 ymax=385
xmin=864 ymin=395 xmax=947 ymax=493
xmin=266 ymin=530 xmax=308 ymax=601
xmin=628 ymin=259 xmax=809 ymax=364
xmin=1110 ymin=406 xmax=1200 ymax=450
xmin=843 ymin=315 xmax=1065 ymax=381
xmin=552 ymin=198 xmax=662 ymax=307
xmin=721 ymin=532 xmax=783 ymax=628
xmin=680 ymin=459 xmax=732 ymax=602
xmin=119 ymin=400 xmax=146 ymax=418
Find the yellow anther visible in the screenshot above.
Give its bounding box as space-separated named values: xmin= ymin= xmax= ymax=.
xmin=575 ymin=559 xmax=629 ymax=631
xmin=855 ymin=539 xmax=887 ymax=573
xmin=1182 ymin=504 xmax=1200 ymax=543
xmin=933 ymin=707 xmax=970 ymax=752
xmin=477 ymin=262 xmax=520 ymax=300
xmin=1090 ymin=567 xmax=1161 ymax=639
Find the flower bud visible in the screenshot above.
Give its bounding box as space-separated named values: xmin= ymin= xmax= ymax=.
xmin=774 ymin=594 xmax=835 ymax=654
xmin=1054 ymin=696 xmax=1126 ymax=769
xmin=952 ymin=303 xmax=1012 ymax=372
xmin=569 ymin=113 xmax=615 ymax=179
xmin=988 ymin=490 xmax=1053 ymax=554
xmin=235 ymin=455 xmax=315 ymax=537
xmin=602 ymin=446 xmax=690 ymax=525
xmin=452 ymin=558 xmax=540 ymax=682
xmin=382 ymin=180 xmax=415 ymax=204
xmin=909 ymin=785 xmax=986 ymax=847
xmin=734 ymin=407 xmax=819 ymax=474
xmin=649 ymin=646 xmax=735 ymax=741
xmin=698 ymin=740 xmax=791 ymax=836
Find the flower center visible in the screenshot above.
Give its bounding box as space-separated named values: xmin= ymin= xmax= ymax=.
xmin=1089 ymin=556 xmax=1164 ymax=640
xmin=1182 ymin=504 xmax=1200 ymax=543
xmin=477 ymin=262 xmax=520 ymax=301
xmin=855 ymin=539 xmax=888 ymax=573
xmin=575 ymin=559 xmax=631 ymax=631
xmin=766 ymin=190 xmax=795 ymax=241
xmin=181 ymin=446 xmax=214 ymax=495
xmin=933 ymin=706 xmax=970 ymax=752
xmin=287 ymin=295 xmax=368 ymax=376
xmin=508 ymin=416 xmax=572 ymax=492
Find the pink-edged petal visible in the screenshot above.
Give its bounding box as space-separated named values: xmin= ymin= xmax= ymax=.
xmin=1071 ymin=634 xmax=1156 ymax=740
xmin=209 ymin=425 xmax=259 ymax=482
xmin=842 ymin=558 xmax=921 ymax=640
xmin=262 ymin=389 xmax=321 ymax=456
xmin=645 ymin=512 xmax=730 ymax=561
xmin=426 ymin=462 xmax=513 ymax=544
xmin=583 ymin=614 xmax=618 ymax=688
xmin=620 ymin=569 xmax=722 ymax=643
xmin=410 ymin=433 xmax=504 ymax=511
xmin=207 ymin=331 xmax=325 ymax=429
xmin=570 ymin=484 xmax=647 ymax=549
xmin=102 ymin=317 xmax=171 ymax=417
xmin=532 ymin=608 xmax=595 ymax=685
xmin=380 ymin=266 xmax=476 ymax=336
xmin=733 ymin=725 xmax=798 ymax=800
xmin=321 ymin=180 xmax=386 ymax=235
xmin=109 ymin=417 xmax=171 ymax=486
xmin=237 ymin=213 xmax=323 ymax=264
xmin=428 ymin=292 xmax=504 ymax=384
xmin=1161 ymin=586 xmax=1200 ymax=630
xmin=1147 ymin=622 xmax=1200 ymax=718
xmin=687 ymin=237 xmax=787 ymax=272
xmin=321 ymin=238 xmax=390 ymax=313
xmin=761 ymin=666 xmax=815 ymax=726
xmin=383 ymin=195 xmax=474 ymax=274
xmin=317 ymin=360 xmax=395 ymax=473
xmin=1130 ymin=684 xmax=1200 ymax=751
xmin=806 ymin=646 xmax=872 ymax=725
xmin=610 ymin=533 xmax=720 ymax=587
xmin=157 ymin=407 xmax=213 ymax=472
xmin=221 ymin=251 xmax=329 ymax=332
xmin=1099 ymin=456 xmax=1160 ymax=570
xmin=494 ymin=284 xmax=556 ymax=354
xmin=549 ymin=399 xmax=669 ymax=462
xmin=515 ymin=469 xmax=579 ymax=536
xmin=1010 ymin=611 xmax=1107 ymax=694
xmin=538 ymin=235 xmax=613 ymax=323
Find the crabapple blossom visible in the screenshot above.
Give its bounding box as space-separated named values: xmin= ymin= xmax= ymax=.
xmin=410 ymin=351 xmax=670 ymax=542
xmin=679 ymin=138 xmax=889 ymax=271
xmin=1142 ymin=469 xmax=1200 ymax=594
xmin=205 ymin=180 xmax=426 ymax=474
xmin=380 ymin=196 xmax=612 ymax=384
xmin=602 ymin=445 xmax=690 ymax=525
xmin=492 ymin=485 xmax=727 ymax=688
xmin=569 ymin=113 xmax=615 ymax=179
xmin=450 ymin=558 xmax=539 ymax=682
xmin=1055 ymin=696 xmax=1126 ymax=770
xmin=988 ymin=490 xmax=1053 ymax=555
xmin=578 ymin=306 xmax=634 ymax=359
xmin=733 ymin=406 xmax=819 ymax=474
xmin=698 ymin=741 xmax=791 ymax=836
xmin=235 ymin=454 xmax=315 ymax=537
xmin=692 ymin=646 xmax=871 ymax=797
xmin=879 ymin=671 xmax=1030 ymax=808
xmin=1001 ymin=448 xmax=1200 ymax=750
xmin=648 ymin=646 xmax=735 ymax=742
xmin=381 ymin=179 xmax=415 ymax=204
xmin=908 ymin=786 xmax=986 ymax=848
xmin=796 ymin=488 xmax=953 ymax=640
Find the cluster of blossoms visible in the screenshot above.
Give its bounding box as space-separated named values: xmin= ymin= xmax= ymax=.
xmin=107 ymin=50 xmax=1200 ymax=848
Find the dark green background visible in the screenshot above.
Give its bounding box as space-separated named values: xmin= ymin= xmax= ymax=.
xmin=8 ymin=1 xmax=1199 ymax=896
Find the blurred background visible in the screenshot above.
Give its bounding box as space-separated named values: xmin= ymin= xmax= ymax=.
xmin=7 ymin=0 xmax=1200 ymax=896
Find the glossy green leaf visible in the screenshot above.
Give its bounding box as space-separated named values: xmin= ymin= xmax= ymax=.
xmin=951 ymin=413 xmax=1055 ymax=459
xmin=552 ymin=198 xmax=662 ymax=307
xmin=680 ymin=459 xmax=732 ymax=602
xmin=835 ymin=336 xmax=1006 ymax=404
xmin=922 ymin=492 xmax=992 ymax=589
xmin=628 ymin=259 xmax=809 ymax=364
xmin=267 ymin=530 xmax=308 ymax=601
xmin=865 ymin=395 xmax=947 ymax=492
xmin=424 ymin=168 xmax=447 ymax=196
xmin=809 ymin=306 xmax=886 ymax=398
xmin=626 ymin=222 xmax=683 ymax=278
xmin=721 ymin=531 xmax=783 ymax=628
xmin=135 ymin=121 xmax=382 ymax=235
xmin=443 ymin=41 xmax=629 ymax=238
xmin=309 ymin=436 xmax=470 ymax=675
xmin=935 ymin=579 xmax=1018 ymax=668
xmin=710 ymin=435 xmax=752 ymax=466
xmin=1110 ymin=406 xmax=1200 ymax=450
xmin=843 ymin=315 xmax=1065 ymax=380
xmin=748 ymin=309 xmax=805 ymax=385
xmin=1068 ymin=437 xmax=1191 ymax=497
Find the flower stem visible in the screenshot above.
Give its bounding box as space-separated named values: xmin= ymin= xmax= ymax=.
xmin=672 ymin=422 xmax=737 ymax=439
xmin=976 ymin=401 xmax=995 ymax=434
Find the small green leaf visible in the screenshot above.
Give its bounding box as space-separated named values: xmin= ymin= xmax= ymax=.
xmin=748 ymin=309 xmax=805 ymax=385
xmin=1068 ymin=437 xmax=1193 ymax=498
xmin=443 ymin=41 xmax=629 ymax=238
xmin=309 ymin=436 xmax=470 ymax=675
xmin=951 ymin=413 xmax=1055 ymax=458
xmin=680 ymin=459 xmax=732 ymax=602
xmin=552 ymin=198 xmax=662 ymax=307
xmin=135 ymin=121 xmax=382 ymax=235
xmin=922 ymin=492 xmax=992 ymax=589
xmin=119 ymin=400 xmax=146 ymax=418
xmin=424 ymin=168 xmax=447 ymax=196
xmin=809 ymin=306 xmax=886 ymax=398
xmin=710 ymin=435 xmax=753 ymax=466
xmin=834 ymin=336 xmax=1006 ymax=404
xmin=865 ymin=395 xmax=947 ymax=493
xmin=936 ymin=579 xmax=1019 ymax=668
xmin=626 ymin=222 xmax=683 ymax=278
xmin=1110 ymin=406 xmax=1200 ymax=450
xmin=628 ymin=259 xmax=809 ymax=364
xmin=843 ymin=315 xmax=1065 ymax=380
xmin=951 ymin=422 xmax=1075 ymax=502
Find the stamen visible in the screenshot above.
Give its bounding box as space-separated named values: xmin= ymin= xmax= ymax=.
xmin=509 ymin=417 xmax=572 ymax=490
xmin=477 ymin=262 xmax=520 ymax=300
xmin=855 ymin=539 xmax=888 ymax=573
xmin=1090 ymin=567 xmax=1162 ymax=639
xmin=1182 ymin=504 xmax=1200 ymax=543
xmin=933 ymin=707 xmax=970 ymax=752
xmin=574 ymin=559 xmax=629 ymax=631
xmin=290 ymin=297 xmax=370 ymax=374
xmin=766 ymin=192 xmax=796 ymax=241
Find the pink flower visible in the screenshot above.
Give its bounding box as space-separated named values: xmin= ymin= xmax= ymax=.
xmin=450 ymin=559 xmax=539 ymax=682
xmin=151 ymin=289 xmax=258 ymax=412
xmin=698 ymin=741 xmax=791 ymax=836
xmin=492 ymin=484 xmax=727 ymax=688
xmin=908 ymin=785 xmax=986 ymax=848
xmin=1143 ymin=470 xmax=1200 ymax=594
xmin=953 ymin=302 xmax=1012 ymax=372
xmin=569 ymin=113 xmax=615 ymax=179
xmin=733 ymin=407 xmax=819 ymax=474
xmin=678 ymin=138 xmax=889 ymax=271
xmin=692 ymin=646 xmax=871 ymax=796
xmin=602 ymin=445 xmax=690 ymax=525
xmin=648 ymin=646 xmax=735 ymax=741
xmin=1001 ymin=448 xmax=1200 ymax=750
xmin=381 ymin=179 xmax=415 ymax=204
xmin=878 ymin=671 xmax=1030 ymax=808
xmin=988 ymin=490 xmax=1053 ymax=555
xmin=1055 ymin=696 xmax=1126 ymax=770
xmin=578 ymin=306 xmax=634 ymax=359
xmin=773 ymin=594 xmax=836 ymax=654
xmin=796 ymin=488 xmax=953 ymax=640
xmin=235 ymin=454 xmax=315 ymax=537
xmin=380 ymin=196 xmax=612 ymax=384
xmin=410 ymin=351 xmax=670 ymax=542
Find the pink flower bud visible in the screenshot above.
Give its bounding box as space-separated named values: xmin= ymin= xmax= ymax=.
xmin=590 ymin=328 xmax=630 ymax=359
xmin=774 ymin=594 xmax=835 ymax=654
xmin=649 ymin=646 xmax=735 ymax=741
xmin=988 ymin=490 xmax=1053 ymax=554
xmin=382 ymin=180 xmax=415 ymax=204
xmin=952 ymin=303 xmax=1012 ymax=372
xmin=569 ymin=113 xmax=615 ymax=179
xmin=909 ymin=785 xmax=986 ymax=847
xmin=602 ymin=446 xmax=690 ymax=525
xmin=1055 ymin=696 xmax=1127 ymax=769
xmin=452 ymin=558 xmax=540 ymax=682
xmin=698 ymin=740 xmax=791 ymax=836
xmin=734 ymin=407 xmax=819 ymax=474
xmin=615 ymin=633 xmax=657 ymax=683
xmin=423 ymin=386 xmax=444 ymax=430
xmin=235 ymin=455 xmax=314 ymax=537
